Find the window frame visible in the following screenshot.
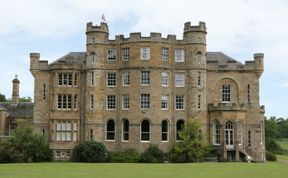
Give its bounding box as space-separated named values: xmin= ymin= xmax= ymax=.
xmin=141 ymin=71 xmax=150 ymax=86
xmin=161 ymin=95 xmax=169 ymax=110
xmin=107 ymin=49 xmax=116 ymax=62
xmin=122 ymin=95 xmax=130 ymax=110
xmin=122 ymin=47 xmax=130 ymax=61
xmin=222 ymin=84 xmax=231 ymax=103
xmin=175 ymin=95 xmax=185 ymax=110
xmin=161 ymin=72 xmax=169 ymax=87
xmin=161 ymin=120 xmax=169 ymax=142
xmin=122 ymin=72 xmax=130 ymax=86
xmin=107 ymin=72 xmax=117 ymax=87
xmin=140 ymin=120 xmax=150 ymax=142
xmin=175 ymin=73 xmax=185 ymax=87
xmin=140 ymin=94 xmax=150 ymax=109
xmin=122 ymin=119 xmax=129 ymax=142
xmin=140 ymin=47 xmax=150 ymax=60
xmin=106 ymin=95 xmax=116 ymax=110
xmin=161 ymin=48 xmax=168 ymax=61
xmin=175 ymin=49 xmax=185 ymax=62
xmin=106 ymin=120 xmax=116 ymax=141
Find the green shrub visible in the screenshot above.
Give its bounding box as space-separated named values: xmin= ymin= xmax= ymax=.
xmin=266 ymin=139 xmax=284 ymax=154
xmin=72 ymin=141 xmax=108 ymax=163
xmin=266 ymin=151 xmax=277 ymax=161
xmin=0 ymin=140 xmax=13 ymax=163
xmin=6 ymin=124 xmax=51 ymax=163
xmin=140 ymin=145 xmax=165 ymax=163
xmin=110 ymin=149 xmax=140 ymax=163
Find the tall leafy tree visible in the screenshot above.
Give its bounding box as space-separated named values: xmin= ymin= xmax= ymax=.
xmin=171 ymin=119 xmax=210 ymax=162
xmin=0 ymin=93 xmax=7 ymax=102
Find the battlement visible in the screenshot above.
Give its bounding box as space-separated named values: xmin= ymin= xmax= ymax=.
xmin=112 ymin=32 xmax=178 ymax=43
xmin=86 ymin=22 xmax=109 ymax=34
xmin=184 ymin=21 xmax=207 ymax=33
xmin=30 ymin=53 xmax=49 ymax=71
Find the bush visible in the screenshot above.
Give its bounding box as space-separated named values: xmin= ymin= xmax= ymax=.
xmin=140 ymin=145 xmax=165 ymax=163
xmin=110 ymin=149 xmax=140 ymax=163
xmin=266 ymin=151 xmax=277 ymax=161
xmin=266 ymin=139 xmax=284 ymax=154
xmin=0 ymin=140 xmax=13 ymax=163
xmin=72 ymin=141 xmax=108 ymax=162
xmin=6 ymin=124 xmax=51 ymax=162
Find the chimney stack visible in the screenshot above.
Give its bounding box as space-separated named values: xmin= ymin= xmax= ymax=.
xmin=12 ymin=74 xmax=20 ymax=104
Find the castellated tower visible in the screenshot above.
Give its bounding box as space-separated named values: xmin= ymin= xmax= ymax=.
xmin=183 ymin=22 xmax=207 ymax=130
xmin=84 ymin=22 xmax=110 ymax=149
xmin=29 ymin=53 xmax=50 ymax=136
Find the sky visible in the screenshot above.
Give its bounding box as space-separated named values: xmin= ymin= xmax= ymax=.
xmin=0 ymin=0 xmax=287 ymax=118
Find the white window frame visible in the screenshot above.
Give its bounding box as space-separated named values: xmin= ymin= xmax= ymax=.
xmin=122 ymin=95 xmax=130 ymax=110
xmin=175 ymin=49 xmax=185 ymax=62
xmin=175 ymin=95 xmax=184 ymax=110
xmin=141 ymin=71 xmax=150 ymax=86
xmin=161 ymin=72 xmax=168 ymax=87
xmin=107 ymin=49 xmax=116 ymax=61
xmin=122 ymin=119 xmax=129 ymax=142
xmin=161 ymin=48 xmax=168 ymax=61
xmin=106 ymin=120 xmax=116 ymax=141
xmin=161 ymin=95 xmax=168 ymax=110
xmin=197 ymin=52 xmax=202 ymax=64
xmin=140 ymin=47 xmax=150 ymax=60
xmin=175 ymin=73 xmax=185 ymax=87
xmin=107 ymin=95 xmax=116 ymax=110
xmin=140 ymin=120 xmax=150 ymax=142
xmin=122 ymin=47 xmax=130 ymax=61
xmin=222 ymin=84 xmax=231 ymax=103
xmin=140 ymin=94 xmax=150 ymax=109
xmin=161 ymin=120 xmax=169 ymax=142
xmin=122 ymin=72 xmax=130 ymax=86
xmin=107 ymin=73 xmax=117 ymax=87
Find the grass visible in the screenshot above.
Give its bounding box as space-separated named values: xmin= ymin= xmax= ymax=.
xmin=0 ymin=162 xmax=288 ymax=178
xmin=276 ymin=138 xmax=288 ymax=150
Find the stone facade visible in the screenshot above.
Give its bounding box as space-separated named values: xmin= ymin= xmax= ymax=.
xmin=30 ymin=21 xmax=265 ymax=162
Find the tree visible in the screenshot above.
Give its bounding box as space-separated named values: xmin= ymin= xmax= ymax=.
xmin=72 ymin=141 xmax=108 ymax=162
xmin=170 ymin=119 xmax=210 ymax=162
xmin=0 ymin=93 xmax=7 ymax=102
xmin=19 ymin=96 xmax=32 ymax=102
xmin=8 ymin=123 xmax=51 ymax=162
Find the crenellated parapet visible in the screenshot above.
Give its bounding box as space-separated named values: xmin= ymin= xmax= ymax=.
xmin=207 ymin=52 xmax=264 ymax=77
xmin=30 ymin=53 xmax=49 ymax=73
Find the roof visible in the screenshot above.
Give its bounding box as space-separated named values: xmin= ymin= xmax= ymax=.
xmin=50 ymin=52 xmax=86 ymax=65
xmin=0 ymin=102 xmax=34 ymax=118
xmin=0 ymin=105 xmax=8 ymax=112
xmin=206 ymin=52 xmax=243 ymax=65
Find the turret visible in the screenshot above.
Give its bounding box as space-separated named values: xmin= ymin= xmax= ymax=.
xmin=183 ymin=21 xmax=207 ymax=45
xmin=12 ymin=74 xmax=20 ymax=104
xmin=30 ymin=53 xmax=40 ymax=70
xmin=254 ymin=53 xmax=264 ymax=77
xmin=86 ymin=22 xmax=109 ymax=44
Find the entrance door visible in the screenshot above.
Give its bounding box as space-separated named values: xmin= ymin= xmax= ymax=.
xmin=225 ymin=121 xmax=234 ymax=149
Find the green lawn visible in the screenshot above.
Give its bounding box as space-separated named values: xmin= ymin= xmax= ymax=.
xmin=276 ymin=138 xmax=288 ymax=150
xmin=0 ymin=162 xmax=288 ymax=178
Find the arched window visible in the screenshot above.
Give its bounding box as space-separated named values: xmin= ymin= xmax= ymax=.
xmin=106 ymin=120 xmax=115 ymax=141
xmin=213 ymin=121 xmax=220 ymax=145
xmin=122 ymin=119 xmax=129 ymax=141
xmin=176 ymin=120 xmax=185 ymax=141
xmin=225 ymin=121 xmax=234 ymax=148
xmin=141 ymin=120 xmax=150 ymax=141
xmin=161 ymin=120 xmax=169 ymax=141
xmin=90 ymin=53 xmax=95 ymax=64
xmin=197 ymin=52 xmax=202 ymax=64
xmin=237 ymin=122 xmax=244 ymax=146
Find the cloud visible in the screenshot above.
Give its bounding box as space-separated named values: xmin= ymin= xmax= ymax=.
xmin=0 ymin=0 xmax=288 ymax=116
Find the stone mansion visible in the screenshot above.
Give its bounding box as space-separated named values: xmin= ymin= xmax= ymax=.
xmin=29 ymin=21 xmax=265 ymax=161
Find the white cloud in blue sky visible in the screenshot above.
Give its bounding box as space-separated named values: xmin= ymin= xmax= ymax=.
xmin=0 ymin=0 xmax=287 ymax=117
